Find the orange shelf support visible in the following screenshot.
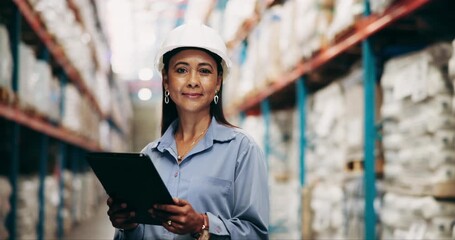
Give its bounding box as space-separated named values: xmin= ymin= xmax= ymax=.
xmin=229 ymin=0 xmax=431 ymax=114
xmin=0 ymin=102 xmax=101 ymax=151
xmin=13 ymin=0 xmax=106 ymax=119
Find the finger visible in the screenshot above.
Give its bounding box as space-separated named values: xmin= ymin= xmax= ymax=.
xmin=174 ymin=198 xmax=189 ymax=206
xmin=110 ymin=211 xmax=136 ymax=226
xmin=162 ymin=219 xmax=184 ymax=234
xmin=107 ymin=203 xmax=130 ymax=216
xmin=154 ymin=202 xmax=186 ymax=215
xmin=151 ymin=208 xmax=172 ymax=221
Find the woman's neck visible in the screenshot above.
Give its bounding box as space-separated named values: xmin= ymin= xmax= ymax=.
xmin=175 ymin=114 xmax=211 ymax=142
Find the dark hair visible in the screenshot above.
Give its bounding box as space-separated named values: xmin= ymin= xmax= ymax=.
xmin=160 ymin=47 xmax=235 ymax=135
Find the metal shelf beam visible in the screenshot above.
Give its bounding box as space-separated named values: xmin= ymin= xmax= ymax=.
xmin=12 ymin=0 xmax=105 ymax=119
xmin=0 ymin=103 xmax=102 ymax=151
xmin=227 ymin=0 xmax=431 ymax=115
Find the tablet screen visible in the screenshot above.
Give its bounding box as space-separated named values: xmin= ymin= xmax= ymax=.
xmin=86 ymin=152 xmax=174 ymax=225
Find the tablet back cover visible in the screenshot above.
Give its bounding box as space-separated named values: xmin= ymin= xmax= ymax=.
xmin=86 ymin=152 xmax=173 ymax=225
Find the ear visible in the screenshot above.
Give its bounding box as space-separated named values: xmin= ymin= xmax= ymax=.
xmin=216 ymin=75 xmax=222 ymax=91
xmin=162 ymin=70 xmax=169 ymax=89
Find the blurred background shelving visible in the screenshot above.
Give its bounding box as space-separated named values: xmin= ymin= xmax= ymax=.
xmin=1 ymin=0 xmax=455 ymax=239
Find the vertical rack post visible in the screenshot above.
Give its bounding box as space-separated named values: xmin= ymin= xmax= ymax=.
xmin=260 ymin=99 xmax=271 ymax=168
xmin=37 ymin=134 xmax=49 ymax=240
xmin=296 ymin=77 xmax=307 ymax=187
xmin=57 ymin=142 xmax=67 ymax=239
xmin=362 ymin=1 xmax=377 ymax=239
xmin=70 ymin=147 xmax=79 ymax=223
xmin=239 ymin=111 xmax=246 ymax=127
xmin=36 ymin=43 xmax=50 ymax=240
xmin=6 ymin=4 xmax=21 ymax=240
xmin=7 ymin=123 xmax=20 ymax=240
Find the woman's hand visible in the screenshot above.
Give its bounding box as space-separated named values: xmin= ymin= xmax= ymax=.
xmin=106 ymin=197 xmax=138 ymax=231
xmin=149 ymin=197 xmax=204 ymax=235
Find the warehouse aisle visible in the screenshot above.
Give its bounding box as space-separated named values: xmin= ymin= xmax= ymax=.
xmin=65 ymin=204 xmax=115 ymax=240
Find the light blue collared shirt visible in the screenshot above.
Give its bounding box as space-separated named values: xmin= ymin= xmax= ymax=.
xmin=114 ymin=117 xmax=269 ymax=240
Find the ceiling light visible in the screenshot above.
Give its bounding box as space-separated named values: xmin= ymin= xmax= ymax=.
xmin=138 ymin=68 xmax=154 ymax=81
xmin=138 ymin=88 xmax=153 ymax=101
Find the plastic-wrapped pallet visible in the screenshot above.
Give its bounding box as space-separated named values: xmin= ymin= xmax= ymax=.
xmin=16 ymin=175 xmax=39 ymax=240
xmin=241 ymin=27 xmax=265 ymax=94
xmin=258 ymin=5 xmax=284 ymax=83
xmin=279 ymin=0 xmax=301 ymax=71
xmin=370 ymin=0 xmax=396 ymax=13
xmin=80 ymin=96 xmax=100 ymax=142
xmin=0 ymin=25 xmax=13 ymax=93
xmin=449 ymin=39 xmax=455 ymax=115
xmin=80 ymin=171 xmax=105 ymax=220
xmin=327 ymin=0 xmax=363 ymax=42
xmin=268 ymin=109 xmax=300 ymax=239
xmin=44 ymin=176 xmax=59 ymax=239
xmin=380 ymin=43 xmax=455 ymax=191
xmin=306 ymin=81 xmax=347 ymax=184
xmin=0 ymin=176 xmax=12 ymax=239
xmin=343 ymin=175 xmax=365 ymax=239
xmin=95 ymin=70 xmax=111 ymax=115
xmin=30 ymin=0 xmax=96 ymax=91
xmin=340 ymin=66 xmax=364 ymax=162
xmin=184 ymin=0 xmax=215 ymax=23
xmin=62 ymin=83 xmax=82 ymax=133
xmin=62 ymin=170 xmax=74 ymax=234
xmin=449 ymin=40 xmax=455 ymax=80
xmin=48 ymin=76 xmax=62 ymax=122
xmin=310 ymin=182 xmax=344 ymax=239
xmin=18 ymin=43 xmax=37 ymax=108
xmin=71 ymin=0 xmax=111 ymax=73
xmin=31 ymin=60 xmax=53 ymax=116
xmin=294 ymin=0 xmax=334 ymax=58
xmin=222 ymin=0 xmax=258 ymax=42
xmin=381 ymin=193 xmax=455 ymax=239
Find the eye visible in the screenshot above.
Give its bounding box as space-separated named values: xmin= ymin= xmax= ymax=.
xmin=199 ymin=68 xmax=212 ymax=74
xmin=176 ymin=67 xmax=187 ymax=74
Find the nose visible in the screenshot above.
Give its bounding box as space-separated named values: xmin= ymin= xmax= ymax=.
xmin=187 ymin=69 xmax=200 ymax=87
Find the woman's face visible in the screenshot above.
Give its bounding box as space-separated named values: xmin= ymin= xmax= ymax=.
xmin=163 ymin=49 xmax=222 ymax=115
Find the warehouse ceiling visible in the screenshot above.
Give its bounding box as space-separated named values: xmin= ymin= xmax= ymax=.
xmin=96 ymin=0 xmax=218 ymax=102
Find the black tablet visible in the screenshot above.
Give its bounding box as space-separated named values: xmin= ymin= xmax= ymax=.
xmin=86 ymin=152 xmax=174 ymax=225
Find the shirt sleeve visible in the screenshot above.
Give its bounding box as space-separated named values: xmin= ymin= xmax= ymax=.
xmin=209 ymin=137 xmax=269 ymax=240
xmin=113 ymin=224 xmax=144 ymax=240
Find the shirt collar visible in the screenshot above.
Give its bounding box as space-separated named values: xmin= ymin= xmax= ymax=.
xmin=152 ymin=116 xmax=236 ymax=153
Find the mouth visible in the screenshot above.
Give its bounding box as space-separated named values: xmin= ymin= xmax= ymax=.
xmin=182 ymin=93 xmax=203 ymax=98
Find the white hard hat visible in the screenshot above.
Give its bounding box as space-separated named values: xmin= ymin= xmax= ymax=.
xmin=155 ymin=22 xmax=231 ymax=81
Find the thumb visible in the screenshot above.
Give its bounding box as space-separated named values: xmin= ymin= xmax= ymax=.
xmin=173 ymin=197 xmax=188 ymax=206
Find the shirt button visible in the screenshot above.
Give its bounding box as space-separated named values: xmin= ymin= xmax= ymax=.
xmin=216 ymin=226 xmax=221 ymax=233
xmin=174 ymin=171 xmax=178 ymax=177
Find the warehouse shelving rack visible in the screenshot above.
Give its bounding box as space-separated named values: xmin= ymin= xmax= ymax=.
xmin=0 ymin=1 xmax=120 ymax=239
xmin=224 ymin=0 xmax=454 ymax=239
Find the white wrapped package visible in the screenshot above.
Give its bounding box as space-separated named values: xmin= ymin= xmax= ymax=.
xmin=449 ymin=40 xmax=455 ymax=79
xmin=259 ymin=5 xmax=284 ymax=82
xmin=295 ymin=0 xmax=330 ymax=58
xmin=381 ymin=43 xmax=453 ymax=103
xmin=184 ymin=0 xmax=215 ymax=23
xmin=279 ymin=0 xmax=300 ymax=71
xmin=326 ymin=0 xmax=363 ymax=42
xmin=48 ymin=76 xmax=61 ymax=122
xmin=0 ymin=25 xmax=13 ymax=91
xmin=0 ymin=176 xmax=11 ymax=239
xmin=222 ymin=0 xmax=257 ymax=42
xmin=30 ymin=60 xmax=52 ymax=116
xmin=18 ymin=43 xmax=37 ymax=107
xmin=62 ymin=84 xmax=82 ymax=133
xmin=95 ymin=70 xmax=111 ymax=115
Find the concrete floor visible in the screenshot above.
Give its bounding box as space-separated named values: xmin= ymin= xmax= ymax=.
xmin=65 ymin=204 xmax=116 ymax=240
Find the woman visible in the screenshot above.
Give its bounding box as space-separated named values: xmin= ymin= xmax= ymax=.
xmin=107 ymin=22 xmax=269 ymax=239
